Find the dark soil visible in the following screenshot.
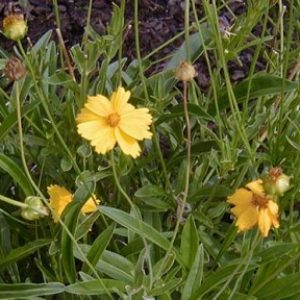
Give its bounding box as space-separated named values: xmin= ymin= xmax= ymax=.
xmin=0 ymin=0 xmax=264 ymax=88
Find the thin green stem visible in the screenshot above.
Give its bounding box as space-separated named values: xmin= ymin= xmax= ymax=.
xmin=110 ymin=151 xmax=134 ymax=207
xmin=52 ymin=0 xmax=64 ymax=68
xmin=117 ymin=0 xmax=125 ymax=86
xmin=155 ymin=80 xmax=192 ymax=280
xmin=0 ymin=194 xmax=27 ymax=209
xmin=134 ymin=0 xmax=176 ymax=203
xmin=184 ymin=0 xmax=191 ymax=60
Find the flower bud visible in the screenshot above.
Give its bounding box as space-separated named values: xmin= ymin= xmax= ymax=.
xmin=21 ymin=196 xmax=49 ymax=221
xmin=263 ymin=167 xmax=290 ymax=196
xmin=175 ymin=61 xmax=197 ymax=82
xmin=4 ymin=57 xmax=26 ymax=81
xmin=3 ymin=14 xmax=28 ymax=41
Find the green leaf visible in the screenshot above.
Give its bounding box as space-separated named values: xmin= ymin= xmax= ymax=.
xmin=156 ymin=103 xmax=212 ymax=126
xmin=190 ymin=262 xmax=257 ymax=299
xmin=82 ymin=223 xmax=115 ymax=274
xmin=165 ymin=30 xmax=210 ymax=70
xmin=135 ymin=184 xmax=165 ymax=198
xmin=61 ymin=201 xmax=83 ymax=283
xmin=65 ymin=279 xmax=126 ymax=295
xmin=0 ymin=153 xmax=34 ymax=196
xmin=75 ymin=246 xmax=135 ymax=284
xmin=254 ymin=273 xmax=300 ymax=299
xmin=0 ymin=282 xmax=64 ymax=299
xmin=214 ymin=75 xmax=299 ymax=113
xmin=0 ymin=101 xmax=39 ymax=144
xmin=100 ymin=206 xmax=183 ymax=265
xmin=75 ymin=211 xmax=101 ymax=240
xmin=98 ymin=251 xmax=134 ymax=283
xmin=181 ymin=244 xmax=204 ymax=300
xmin=32 ymin=30 xmax=53 ymax=54
xmin=0 ymin=239 xmax=51 ymax=271
xmin=151 ymin=278 xmax=182 ymax=296
xmin=180 ymin=216 xmax=199 ymax=269
xmin=134 ymin=184 xmax=170 ymax=211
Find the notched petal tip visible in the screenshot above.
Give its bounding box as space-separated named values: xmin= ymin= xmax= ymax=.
xmin=246 ymin=179 xmax=265 ymax=196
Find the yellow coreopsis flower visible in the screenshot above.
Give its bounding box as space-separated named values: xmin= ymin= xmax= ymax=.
xmin=48 ymin=185 xmax=99 ymax=222
xmin=76 ymin=86 xmax=152 ymax=158
xmin=227 ymin=180 xmax=279 ymax=237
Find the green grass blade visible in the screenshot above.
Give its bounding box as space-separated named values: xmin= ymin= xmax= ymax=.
xmin=0 ymin=153 xmax=34 ymax=196
xmin=81 ymin=223 xmax=115 ymax=274
xmin=100 ymin=206 xmax=184 ymax=265
xmin=0 ymin=282 xmax=64 ymax=299
xmin=0 ymin=239 xmax=51 ymax=271
xmin=65 ymin=279 xmax=126 ymax=295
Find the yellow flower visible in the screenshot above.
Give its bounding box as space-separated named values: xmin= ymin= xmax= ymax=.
xmin=227 ymin=180 xmax=279 ymax=237
xmin=3 ymin=14 xmax=28 ymax=41
xmin=47 ymin=185 xmax=99 ymax=222
xmin=76 ymin=86 xmax=152 ymax=158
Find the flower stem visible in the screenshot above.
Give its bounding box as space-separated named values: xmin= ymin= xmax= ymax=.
xmin=110 ymin=151 xmax=134 ymax=207
xmin=0 ymin=194 xmax=27 ymax=209
xmin=155 ymin=81 xmax=192 ymax=281
xmin=133 ymin=0 xmax=176 ymax=204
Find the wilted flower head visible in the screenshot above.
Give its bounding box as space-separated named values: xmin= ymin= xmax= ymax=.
xmin=4 ymin=56 xmax=26 ymax=81
xmin=263 ymin=167 xmax=290 ymax=196
xmin=47 ymin=185 xmax=100 ymax=223
xmin=3 ymin=14 xmax=28 ymax=41
xmin=175 ymin=61 xmax=197 ymax=82
xmin=21 ymin=196 xmax=49 ymax=221
xmin=76 ymin=86 xmax=153 ymax=158
xmin=227 ymin=180 xmax=279 ymax=237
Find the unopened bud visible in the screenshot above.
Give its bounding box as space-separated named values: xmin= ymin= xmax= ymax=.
xmin=175 ymin=61 xmax=197 ymax=82
xmin=3 ymin=14 xmax=28 ymax=41
xmin=4 ymin=57 xmax=26 ymax=81
xmin=263 ymin=167 xmax=290 ymax=196
xmin=21 ymin=196 xmax=49 ymax=221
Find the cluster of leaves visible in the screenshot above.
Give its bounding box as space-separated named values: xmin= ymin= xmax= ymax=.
xmin=1 ymin=0 xmax=300 ymax=299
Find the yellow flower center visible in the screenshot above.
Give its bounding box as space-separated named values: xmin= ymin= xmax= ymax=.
xmin=251 ymin=194 xmax=268 ymax=209
xmin=107 ymin=113 xmax=120 ymax=127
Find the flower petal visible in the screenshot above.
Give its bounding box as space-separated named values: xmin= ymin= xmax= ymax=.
xmin=258 ymin=208 xmax=272 ymax=237
xmin=110 ymin=86 xmax=131 ymax=113
xmin=246 ymin=180 xmax=265 ymax=196
xmin=231 ymin=202 xmax=251 ymax=218
xmin=235 ymin=207 xmax=258 ymax=232
xmin=85 ymin=95 xmax=113 ymax=117
xmin=119 ymin=108 xmax=152 ymax=140
xmin=115 ymin=127 xmax=141 ymax=158
xmin=227 ymin=188 xmax=253 ymax=206
xmin=267 ymin=200 xmax=280 ymax=228
xmin=90 ymin=127 xmax=117 ymax=154
xmin=81 ymin=196 xmax=100 ymax=214
xmin=76 ymin=107 xmax=103 ymax=123
xmin=77 ymin=120 xmax=108 ymax=141
xmin=47 ymin=185 xmax=72 ymax=222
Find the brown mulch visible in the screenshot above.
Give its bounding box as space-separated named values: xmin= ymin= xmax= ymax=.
xmin=0 ymin=1 xmax=264 ymax=89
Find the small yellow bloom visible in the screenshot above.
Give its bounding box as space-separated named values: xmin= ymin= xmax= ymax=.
xmin=3 ymin=14 xmax=28 ymax=41
xmin=227 ymin=180 xmax=279 ymax=237
xmin=76 ymin=86 xmax=152 ymax=158
xmin=47 ymin=185 xmax=99 ymax=222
